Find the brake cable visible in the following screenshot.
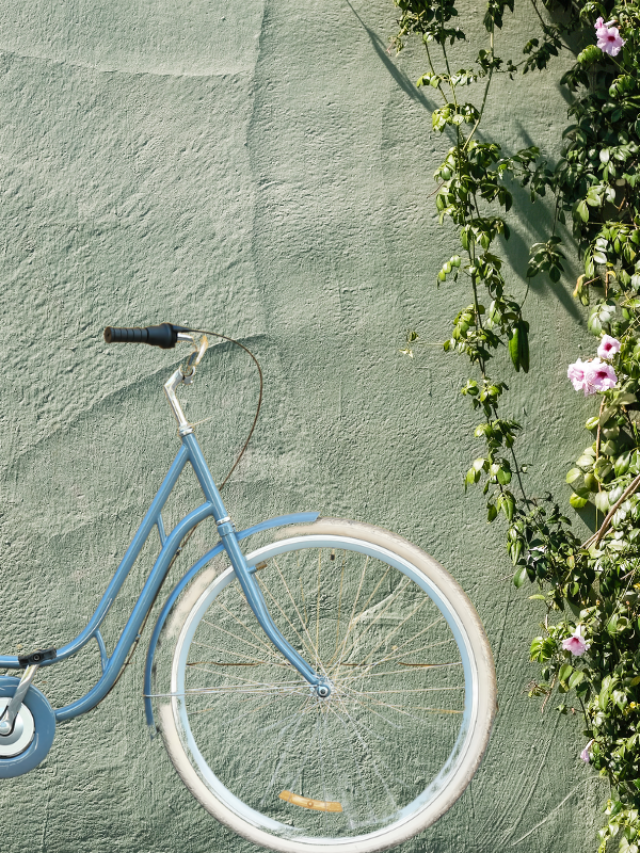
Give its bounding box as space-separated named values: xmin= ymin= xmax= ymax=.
xmin=183 ymin=327 xmax=263 ymax=490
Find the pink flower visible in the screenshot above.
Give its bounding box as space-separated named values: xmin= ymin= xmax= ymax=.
xmin=567 ymin=358 xmax=592 ymax=394
xmin=597 ymin=334 xmax=621 ymax=360
xmin=595 ymin=20 xmax=625 ymax=56
xmin=585 ymin=357 xmax=617 ymax=392
xmin=580 ymin=739 xmax=594 ymax=762
xmin=568 ymin=357 xmax=618 ymax=395
xmin=562 ymin=625 xmax=590 ymax=657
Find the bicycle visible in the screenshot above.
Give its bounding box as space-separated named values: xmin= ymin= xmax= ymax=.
xmin=0 ymin=323 xmax=497 ymax=853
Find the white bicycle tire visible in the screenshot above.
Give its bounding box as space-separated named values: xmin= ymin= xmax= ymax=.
xmin=157 ymin=518 xmax=497 ymax=853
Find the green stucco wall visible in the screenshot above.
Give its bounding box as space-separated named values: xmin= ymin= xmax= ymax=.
xmin=0 ymin=2 xmax=603 ymax=851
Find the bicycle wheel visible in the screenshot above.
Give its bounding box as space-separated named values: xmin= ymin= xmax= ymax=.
xmin=157 ymin=518 xmax=496 ymax=853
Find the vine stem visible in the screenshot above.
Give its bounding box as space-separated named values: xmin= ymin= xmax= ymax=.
xmin=595 ymin=398 xmax=605 ymax=495
xmin=582 ymin=472 xmax=640 ymax=549
xmin=424 ymin=40 xmax=449 ymax=107
xmin=438 ymin=16 xmax=457 ymax=106
xmin=509 ymin=443 xmax=531 ymax=510
xmin=447 ymin=17 xmax=531 ymax=513
xmin=464 ymin=25 xmax=494 ymax=152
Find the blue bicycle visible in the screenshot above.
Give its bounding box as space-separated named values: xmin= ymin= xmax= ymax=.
xmin=0 ymin=324 xmax=496 ymax=853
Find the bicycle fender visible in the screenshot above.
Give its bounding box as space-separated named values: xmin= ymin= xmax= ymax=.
xmin=143 ymin=511 xmax=320 ymax=731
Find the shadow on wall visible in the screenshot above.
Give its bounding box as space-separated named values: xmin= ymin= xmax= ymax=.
xmin=498 ymin=121 xmax=583 ymax=325
xmin=343 ymin=0 xmax=435 ymax=111
xmin=500 ymin=189 xmax=583 ymax=325
xmin=346 ymin=0 xmax=584 ymax=327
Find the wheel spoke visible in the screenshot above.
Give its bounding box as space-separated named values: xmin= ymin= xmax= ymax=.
xmin=161 ymin=530 xmax=493 ymax=850
xmin=334 ymin=576 xmax=410 ymax=668
xmin=270 ymin=556 xmax=325 ymax=671
xmin=258 ymin=566 xmax=321 ymax=668
xmin=201 ymin=609 xmax=276 ymax=660
xmin=328 ymin=555 xmax=371 ymax=667
xmin=333 ymin=692 xmax=401 ymax=814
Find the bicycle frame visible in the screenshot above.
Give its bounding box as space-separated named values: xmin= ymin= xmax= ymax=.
xmin=0 ymin=431 xmax=322 ymax=723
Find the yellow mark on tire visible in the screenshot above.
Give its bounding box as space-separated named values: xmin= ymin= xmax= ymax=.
xmin=279 ymin=791 xmax=343 ymax=813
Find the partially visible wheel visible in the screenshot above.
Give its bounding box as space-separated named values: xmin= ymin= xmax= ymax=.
xmin=0 ymin=677 xmax=56 ymax=778
xmin=157 ymin=519 xmax=496 ymax=853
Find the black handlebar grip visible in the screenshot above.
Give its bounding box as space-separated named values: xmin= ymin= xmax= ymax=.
xmin=104 ymin=323 xmax=188 ymax=349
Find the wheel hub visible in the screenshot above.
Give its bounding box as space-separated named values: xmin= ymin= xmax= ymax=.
xmin=0 ymin=699 xmax=35 ymax=758
xmin=315 ymin=682 xmax=332 ymax=698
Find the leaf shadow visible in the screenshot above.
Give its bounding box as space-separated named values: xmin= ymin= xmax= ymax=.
xmin=573 ymin=500 xmax=598 ymax=533
xmin=346 ymin=1 xmax=584 ymax=325
xmin=343 ymin=0 xmax=435 ymax=111
xmin=495 ymin=121 xmax=584 ymax=324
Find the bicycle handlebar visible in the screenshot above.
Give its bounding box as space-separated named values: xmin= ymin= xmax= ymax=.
xmin=103 ymin=323 xmax=189 ymax=349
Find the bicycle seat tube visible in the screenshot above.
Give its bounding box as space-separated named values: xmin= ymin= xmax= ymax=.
xmin=164 ymin=356 xmax=325 ymax=692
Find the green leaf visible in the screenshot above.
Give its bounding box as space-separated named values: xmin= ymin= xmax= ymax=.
xmin=466 ymin=467 xmax=480 ymax=486
xmin=584 ymin=254 xmax=594 ymax=278
xmin=570 ymin=493 xmax=589 ymax=509
xmin=599 ymin=682 xmax=614 ymax=711
xmin=497 ymin=493 xmax=516 ymax=522
xmin=576 ymin=200 xmax=589 ymax=223
xmin=496 ymin=467 xmax=512 ymax=485
xmin=559 ymin=663 xmax=573 ymax=683
xmin=612 ymin=689 xmax=627 ymax=710
xmin=595 ymin=491 xmax=610 ymax=513
xmin=577 ymin=452 xmax=596 ymax=470
xmin=566 ymin=468 xmax=582 ymax=484
xmin=615 ymin=452 xmax=631 ymax=477
xmin=508 ymin=327 xmax=520 ymax=371
xmin=616 ymin=393 xmax=637 ymax=406
xmin=530 ymin=636 xmax=556 ymax=662
xmin=530 ymin=637 xmax=543 ymax=659
xmin=586 ymin=187 xmax=603 ymax=207
xmin=513 ymin=564 xmax=528 ymax=588
xmin=577 ymin=44 xmax=601 ymax=65
xmin=569 ymin=670 xmax=586 ymax=688
xmin=594 ymin=457 xmax=613 ymax=481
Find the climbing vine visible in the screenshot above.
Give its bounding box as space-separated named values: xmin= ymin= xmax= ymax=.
xmin=394 ymin=1 xmax=640 ymax=850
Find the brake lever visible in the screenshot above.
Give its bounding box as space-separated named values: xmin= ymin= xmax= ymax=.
xmin=182 ymin=335 xmax=209 ymax=383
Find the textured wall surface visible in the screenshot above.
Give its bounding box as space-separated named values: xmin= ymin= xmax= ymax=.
xmin=0 ymin=2 xmax=603 ymax=851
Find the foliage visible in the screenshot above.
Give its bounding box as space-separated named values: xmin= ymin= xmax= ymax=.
xmin=395 ymin=0 xmax=542 ymax=526
xmin=395 ymin=0 xmax=640 ymax=850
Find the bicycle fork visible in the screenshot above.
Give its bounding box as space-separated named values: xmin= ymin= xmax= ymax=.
xmin=181 ymin=430 xmax=331 ymax=698
xmin=216 ymin=521 xmax=331 ymax=697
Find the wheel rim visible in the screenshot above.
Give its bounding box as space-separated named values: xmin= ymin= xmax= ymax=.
xmin=0 ymin=699 xmax=35 ymax=758
xmin=170 ymin=535 xmax=480 ymax=846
